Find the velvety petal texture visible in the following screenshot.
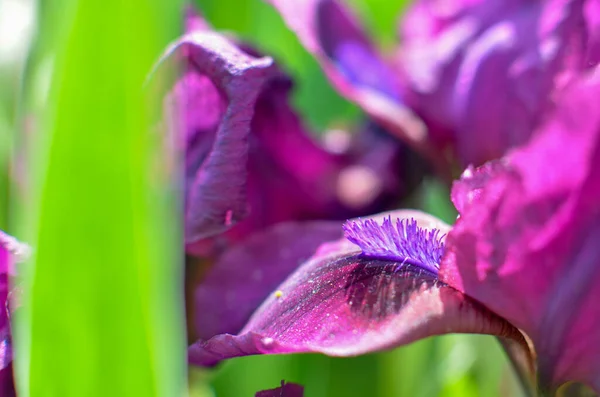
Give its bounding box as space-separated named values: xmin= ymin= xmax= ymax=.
xmin=264 ymin=0 xmax=432 ymax=165
xmin=399 ymin=0 xmax=599 ymax=167
xmin=190 ymin=221 xmax=344 ymax=342
xmin=188 ymin=210 xmax=525 ymax=367
xmin=169 ymin=10 xmax=412 ymax=257
xmin=441 ymin=69 xmax=600 ymax=392
xmin=161 ymin=12 xmax=276 ymax=243
xmin=255 ymin=381 xmax=304 ymax=397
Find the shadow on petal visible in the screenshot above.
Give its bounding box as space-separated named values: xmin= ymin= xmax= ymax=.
xmin=158 ymin=12 xmax=276 ymax=243
xmin=188 ymin=221 xmax=344 ymax=342
xmin=264 ymin=0 xmax=435 ymax=172
xmin=189 ymin=252 xmax=528 ymax=368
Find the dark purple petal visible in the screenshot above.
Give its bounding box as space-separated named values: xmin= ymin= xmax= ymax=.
xmin=182 ymin=69 xmax=405 ymax=257
xmin=161 ymin=15 xmax=276 ymax=243
xmin=169 ymin=10 xmax=411 ymax=256
xmin=190 ymin=221 xmax=344 ymax=341
xmin=399 ymin=0 xmax=598 ymax=167
xmin=255 ymin=381 xmax=304 ymax=397
xmin=264 ymin=0 xmax=434 ymax=167
xmin=585 ymin=0 xmax=600 ymax=65
xmin=188 ymin=211 xmax=527 ymax=367
xmin=441 ymin=68 xmax=600 ymax=391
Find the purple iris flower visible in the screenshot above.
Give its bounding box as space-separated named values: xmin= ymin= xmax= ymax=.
xmin=265 ymin=0 xmax=600 ymax=171
xmin=162 ymin=8 xmax=415 ymax=258
xmin=0 ymin=230 xmax=28 ymax=397
xmin=159 ymin=8 xmax=423 ymax=349
xmin=186 ymin=66 xmax=600 ymax=395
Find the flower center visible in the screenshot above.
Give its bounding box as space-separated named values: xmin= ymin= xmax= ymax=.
xmin=343 ymin=217 xmax=445 ymax=276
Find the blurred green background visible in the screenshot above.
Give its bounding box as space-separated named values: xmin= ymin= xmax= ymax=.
xmin=0 ymin=0 xmax=523 ymax=396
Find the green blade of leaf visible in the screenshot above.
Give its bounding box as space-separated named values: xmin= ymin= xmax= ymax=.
xmin=19 ymin=1 xmax=185 ymax=396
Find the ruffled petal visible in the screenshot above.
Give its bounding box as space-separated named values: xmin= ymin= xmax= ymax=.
xmin=399 ymin=0 xmax=597 ymax=167
xmin=168 ymin=10 xmax=412 ymax=256
xmin=188 ymin=211 xmax=526 ymax=367
xmin=161 ymin=13 xmax=276 ymax=243
xmin=441 ymin=68 xmax=600 ymax=391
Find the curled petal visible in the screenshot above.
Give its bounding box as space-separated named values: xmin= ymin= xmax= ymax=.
xmin=188 ymin=211 xmax=526 ymax=367
xmin=161 ymin=20 xmax=276 ymax=242
xmin=441 ymin=69 xmax=600 ymax=391
xmin=169 ymin=11 xmax=411 ymax=255
xmin=399 ymin=0 xmax=596 ymax=167
xmin=264 ymin=0 xmax=432 ymax=166
xmin=190 ymin=221 xmax=344 ymax=341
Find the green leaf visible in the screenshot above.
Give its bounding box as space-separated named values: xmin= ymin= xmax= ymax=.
xmin=18 ymin=1 xmax=185 ymax=396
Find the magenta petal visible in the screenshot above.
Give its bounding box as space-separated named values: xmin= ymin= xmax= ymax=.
xmin=162 ymin=19 xmax=276 ymax=243
xmin=192 ymin=221 xmax=344 ymax=341
xmin=255 ymin=381 xmax=304 ymax=397
xmin=265 ymin=0 xmax=430 ymax=161
xmin=449 ymin=161 xmax=508 ymax=215
xmin=399 ymin=0 xmax=597 ymax=167
xmin=189 ymin=211 xmax=524 ymax=367
xmin=0 ymin=231 xmax=26 ymax=397
xmin=441 ymin=69 xmax=600 ymax=391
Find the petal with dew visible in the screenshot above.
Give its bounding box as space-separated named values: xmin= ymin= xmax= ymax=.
xmin=160 ymin=13 xmax=276 ymax=243
xmin=189 ymin=221 xmax=344 ymax=342
xmin=188 ymin=210 xmax=527 ymax=367
xmin=441 ymin=68 xmax=600 ymax=392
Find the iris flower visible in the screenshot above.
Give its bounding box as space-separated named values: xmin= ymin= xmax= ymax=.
xmin=157 ymin=8 xmax=426 ymax=346
xmin=155 ymin=1 xmax=600 ymax=395
xmin=160 ymin=8 xmax=418 ymax=259
xmin=186 ymin=61 xmax=600 ymax=394
xmin=266 ymin=0 xmax=600 ymax=170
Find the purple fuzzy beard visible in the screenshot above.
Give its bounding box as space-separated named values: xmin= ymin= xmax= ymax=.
xmin=343 ymin=217 xmax=445 ymax=276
